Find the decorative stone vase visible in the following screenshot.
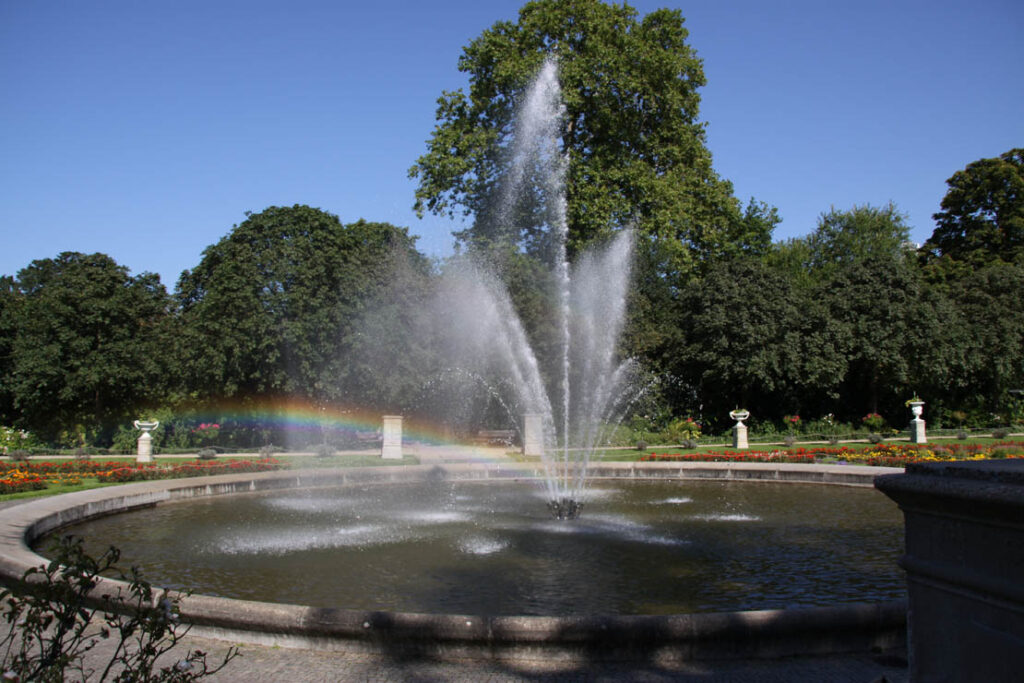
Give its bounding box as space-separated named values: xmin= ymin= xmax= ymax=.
xmin=728 ymin=409 xmax=750 ymax=423
xmin=908 ymin=401 xmax=926 ymax=444
xmin=729 ymin=410 xmax=749 ymax=449
xmin=133 ymin=420 xmax=159 ymax=463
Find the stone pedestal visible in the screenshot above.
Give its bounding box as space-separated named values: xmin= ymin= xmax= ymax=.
xmin=136 ymin=432 xmax=153 ymax=463
xmin=876 ymin=461 xmax=1024 ymax=682
xmin=732 ymin=422 xmax=748 ymax=450
xmin=909 ymin=418 xmax=926 ymax=444
xmin=381 ymin=415 xmax=403 ymax=459
xmin=133 ymin=419 xmax=159 ymax=463
xmin=522 ymin=413 xmax=544 ymax=457
xmin=908 ymin=401 xmax=926 ymax=444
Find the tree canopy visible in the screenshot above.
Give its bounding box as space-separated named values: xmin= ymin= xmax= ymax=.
xmin=0 ymin=253 xmax=170 ymax=443
xmin=175 ymin=205 xmax=430 ymax=410
xmin=409 ymin=0 xmax=770 ymax=273
xmin=924 ymin=148 xmax=1024 ymax=267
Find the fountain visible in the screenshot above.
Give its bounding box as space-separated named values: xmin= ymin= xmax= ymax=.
xmin=0 ymin=59 xmax=910 ymax=667
xmin=434 ymin=58 xmax=637 ymax=518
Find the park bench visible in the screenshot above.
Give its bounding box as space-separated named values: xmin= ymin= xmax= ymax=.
xmin=354 ymin=431 xmax=381 ymax=444
xmin=474 ymin=429 xmax=515 ymax=447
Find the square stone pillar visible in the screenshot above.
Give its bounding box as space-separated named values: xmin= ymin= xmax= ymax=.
xmin=732 ymin=422 xmax=748 ymax=450
xmin=381 ymin=415 xmax=403 ymax=459
xmin=909 ymin=418 xmax=927 ymax=444
xmin=522 ymin=413 xmax=544 ymax=457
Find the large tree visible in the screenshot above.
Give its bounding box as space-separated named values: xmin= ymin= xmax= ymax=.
xmin=175 ymin=206 xmax=431 ymax=411
xmin=946 ymin=262 xmax=1024 ymax=415
xmin=675 ymin=257 xmax=845 ymax=426
xmin=923 ymin=148 xmax=1024 ymax=267
xmin=409 ymin=0 xmax=769 ymax=274
xmin=805 ymin=203 xmax=913 ymax=272
xmin=0 ymin=253 xmax=170 ymax=444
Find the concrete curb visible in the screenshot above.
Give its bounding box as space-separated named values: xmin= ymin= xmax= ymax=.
xmin=0 ymin=462 xmax=907 ymax=662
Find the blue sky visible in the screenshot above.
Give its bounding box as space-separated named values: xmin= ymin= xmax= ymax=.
xmin=2 ymin=0 xmax=1021 ymax=287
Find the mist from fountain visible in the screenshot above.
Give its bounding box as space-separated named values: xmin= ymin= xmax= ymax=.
xmin=435 ymin=58 xmax=636 ymax=517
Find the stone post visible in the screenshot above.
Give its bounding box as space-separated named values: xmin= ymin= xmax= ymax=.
xmin=876 ymin=460 xmax=1024 ymax=681
xmin=908 ymin=400 xmax=926 ymax=444
xmin=522 ymin=413 xmax=544 ymax=457
xmin=133 ymin=420 xmax=159 ymax=463
xmin=381 ymin=415 xmax=403 ymax=459
xmin=729 ymin=409 xmax=749 ymax=450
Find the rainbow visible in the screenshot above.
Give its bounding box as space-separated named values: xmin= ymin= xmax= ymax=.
xmin=165 ymin=397 xmax=475 ymax=447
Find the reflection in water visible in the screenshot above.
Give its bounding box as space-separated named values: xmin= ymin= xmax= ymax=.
xmin=43 ymin=479 xmax=904 ymax=616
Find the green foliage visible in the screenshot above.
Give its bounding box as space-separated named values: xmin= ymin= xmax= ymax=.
xmin=0 ymin=253 xmax=171 ymax=445
xmin=0 ymin=535 xmax=238 ymax=681
xmin=675 ymin=257 xmax=842 ymax=423
xmin=805 ymin=203 xmax=912 ymax=273
xmin=176 ymin=206 xmax=432 ymax=412
xmin=665 ymin=416 xmax=701 ymax=442
xmin=943 ymin=262 xmax=1024 ymax=414
xmin=1 ymin=426 xmax=37 ymax=455
xmin=862 ymin=413 xmax=887 ymax=432
xmin=409 ymin=0 xmax=769 ymax=275
xmin=924 ymin=148 xmax=1024 ymax=267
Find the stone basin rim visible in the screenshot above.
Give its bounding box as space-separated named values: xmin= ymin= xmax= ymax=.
xmin=0 ymin=462 xmax=907 ymax=661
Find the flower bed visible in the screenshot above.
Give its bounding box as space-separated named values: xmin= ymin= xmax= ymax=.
xmin=93 ymin=458 xmax=285 ymax=484
xmin=639 ymin=442 xmax=1024 ymax=467
xmin=0 ymin=458 xmax=286 ymax=493
xmin=0 ymin=469 xmax=48 ymax=495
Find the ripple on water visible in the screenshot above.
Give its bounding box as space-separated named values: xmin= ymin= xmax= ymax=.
xmin=691 ymin=513 xmax=761 ymax=522
xmin=214 ymin=524 xmax=403 ymax=555
xmin=458 ymin=536 xmax=510 ymax=555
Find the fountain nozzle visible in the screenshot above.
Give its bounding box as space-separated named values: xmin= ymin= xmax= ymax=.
xmin=547 ymin=497 xmax=582 ymax=520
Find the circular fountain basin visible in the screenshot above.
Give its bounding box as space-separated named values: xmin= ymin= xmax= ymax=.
xmin=0 ymin=462 xmax=907 ymax=662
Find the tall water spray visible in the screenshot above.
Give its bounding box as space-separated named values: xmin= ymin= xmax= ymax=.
xmin=437 ymin=58 xmax=636 ymax=518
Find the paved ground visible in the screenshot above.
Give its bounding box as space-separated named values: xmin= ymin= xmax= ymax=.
xmin=0 ymin=616 xmax=908 ymax=683
xmin=189 ymin=636 xmax=909 ymax=682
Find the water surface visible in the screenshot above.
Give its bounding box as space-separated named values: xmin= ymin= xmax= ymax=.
xmin=43 ymin=479 xmax=904 ymax=615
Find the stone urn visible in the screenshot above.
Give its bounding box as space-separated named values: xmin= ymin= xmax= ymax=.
xmin=133 ymin=420 xmax=159 ymax=463
xmin=729 ymin=409 xmax=750 ymax=449
xmin=907 ymin=400 xmax=926 ymax=444
xmin=729 ymin=409 xmax=750 ymax=424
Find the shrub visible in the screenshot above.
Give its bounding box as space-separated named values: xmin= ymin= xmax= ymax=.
xmin=259 ymin=444 xmax=282 ymax=458
xmin=635 ymin=440 xmax=648 ymax=451
xmin=666 ymin=417 xmax=701 ymax=443
xmin=783 ymin=435 xmax=796 ymax=447
xmin=993 ymin=429 xmax=1010 ymax=439
xmin=957 ymin=430 xmax=969 ymax=440
xmin=867 ymin=433 xmax=884 ymax=444
xmin=862 ymin=413 xmax=886 ymax=432
xmin=8 ymin=449 xmax=30 ymax=462
xmin=197 ymin=448 xmax=217 ymax=460
xmin=314 ymin=443 xmax=335 ymax=458
xmin=0 ymin=535 xmax=238 ymax=681
xmin=73 ymin=447 xmax=91 ymax=461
